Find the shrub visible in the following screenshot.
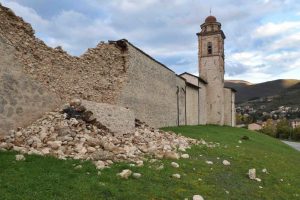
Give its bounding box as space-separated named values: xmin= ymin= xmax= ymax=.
xmin=260 ymin=119 xmax=276 ymax=137
xmin=293 ymin=127 xmax=300 ymax=141
xmin=276 ymin=119 xmax=292 ymax=139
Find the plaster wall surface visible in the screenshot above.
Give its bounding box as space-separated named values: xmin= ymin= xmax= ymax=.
xmin=176 ymin=77 xmax=186 ymax=126
xmin=186 ymin=86 xmax=199 ymax=125
xmin=231 ymin=92 xmax=236 ymax=126
xmin=180 ymin=74 xmax=198 ymax=86
xmin=224 ymin=88 xmax=232 ymax=126
xmin=199 ymin=81 xmax=207 ymax=125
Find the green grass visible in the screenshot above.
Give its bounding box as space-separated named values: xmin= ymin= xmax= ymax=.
xmin=1 ymin=125 xmax=300 ymax=200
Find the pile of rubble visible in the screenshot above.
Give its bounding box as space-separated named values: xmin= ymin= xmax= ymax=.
xmin=0 ymin=99 xmax=201 ymax=169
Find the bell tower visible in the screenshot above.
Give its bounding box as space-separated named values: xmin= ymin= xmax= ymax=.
xmin=197 ymin=15 xmax=226 ymax=125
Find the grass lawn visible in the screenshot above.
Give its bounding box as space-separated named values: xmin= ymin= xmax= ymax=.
xmin=0 ymin=125 xmax=299 ymax=200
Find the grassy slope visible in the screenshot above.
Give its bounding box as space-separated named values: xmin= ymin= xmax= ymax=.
xmin=0 ymin=125 xmax=300 ymax=200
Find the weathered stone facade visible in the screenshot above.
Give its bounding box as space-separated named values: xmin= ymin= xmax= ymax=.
xmin=116 ymin=42 xmax=186 ymax=127
xmin=196 ymin=15 xmax=236 ymax=126
xmin=0 ymin=4 xmax=235 ymax=135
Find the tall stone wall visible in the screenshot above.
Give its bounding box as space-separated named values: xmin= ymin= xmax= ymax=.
xmin=176 ymin=77 xmax=186 ymax=126
xmin=0 ymin=4 xmax=130 ymax=135
xmin=0 ymin=37 xmax=59 ymax=135
xmin=186 ymin=85 xmax=199 ymax=125
xmin=223 ymin=88 xmax=233 ymax=126
xmin=117 ymin=43 xmax=185 ymax=128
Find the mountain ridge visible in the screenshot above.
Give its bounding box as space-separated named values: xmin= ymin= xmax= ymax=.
xmin=225 ymin=79 xmax=300 ymax=104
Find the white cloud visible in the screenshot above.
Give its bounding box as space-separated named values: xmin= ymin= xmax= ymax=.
xmin=253 ymin=21 xmax=300 ymax=38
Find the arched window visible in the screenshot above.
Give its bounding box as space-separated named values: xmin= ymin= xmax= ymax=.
xmin=207 ymin=42 xmax=212 ymax=54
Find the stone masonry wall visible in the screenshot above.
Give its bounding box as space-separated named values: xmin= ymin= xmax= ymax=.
xmin=223 ymin=88 xmax=233 ymax=126
xmin=199 ymin=34 xmax=225 ymax=125
xmin=117 ymin=43 xmax=185 ymax=128
xmin=0 ymin=37 xmax=59 ymax=135
xmin=186 ymin=85 xmax=199 ymax=125
xmin=199 ymin=81 xmax=207 ymax=125
xmin=0 ymin=4 xmax=131 ymax=135
xmin=0 ymin=4 xmax=128 ymax=104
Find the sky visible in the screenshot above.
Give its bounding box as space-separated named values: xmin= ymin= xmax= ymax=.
xmin=0 ymin=0 xmax=300 ymax=83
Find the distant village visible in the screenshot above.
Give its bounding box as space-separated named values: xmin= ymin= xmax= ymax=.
xmin=236 ymin=96 xmax=300 ymax=141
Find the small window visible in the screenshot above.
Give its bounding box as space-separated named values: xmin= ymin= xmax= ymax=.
xmin=207 ymin=42 xmax=212 ymax=54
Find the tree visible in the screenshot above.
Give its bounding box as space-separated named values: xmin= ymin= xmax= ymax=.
xmin=276 ymin=119 xmax=292 ymax=139
xmin=293 ymin=126 xmax=300 ymax=141
xmin=260 ymin=119 xmax=276 ymax=137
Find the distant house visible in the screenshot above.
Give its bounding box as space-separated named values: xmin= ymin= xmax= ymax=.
xmin=290 ymin=119 xmax=300 ymax=129
xmin=248 ymin=123 xmax=262 ymax=131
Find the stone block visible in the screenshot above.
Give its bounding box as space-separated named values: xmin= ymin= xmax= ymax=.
xmin=82 ymin=100 xmax=135 ymax=134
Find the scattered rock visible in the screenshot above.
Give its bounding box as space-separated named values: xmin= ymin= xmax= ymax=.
xmin=1 ymin=100 xmax=202 ymax=169
xmin=94 ymin=160 xmax=106 ymax=170
xmin=193 ymin=195 xmax=204 ymax=200
xmin=248 ymin=168 xmax=256 ymax=180
xmin=238 ymin=140 xmax=242 ymax=144
xmin=172 ymin=174 xmax=181 ymax=179
xmin=259 ymin=186 xmax=263 ymax=189
xmin=181 ymin=154 xmax=190 ymax=159
xmin=117 ymin=169 xmax=132 ymax=179
xmin=205 ymin=161 xmax=213 ymax=165
xmin=136 ymin=160 xmax=144 ymax=167
xmin=15 ymin=154 xmax=25 ymax=161
xmin=255 ymin=178 xmax=262 ymax=182
xmin=222 ymin=160 xmax=230 ymax=166
xmin=74 ymin=165 xmax=82 ymax=169
xmin=132 ymin=173 xmax=142 ymax=179
xmin=178 ymin=146 xmax=186 ymax=152
xmin=171 ymin=162 xmax=179 ymax=168
xmin=70 ymin=99 xmax=82 ymax=107
xmin=262 ymin=168 xmax=268 ymax=174
xmin=164 ymin=151 xmax=180 ymax=160
xmin=156 ymin=164 xmax=164 ymax=170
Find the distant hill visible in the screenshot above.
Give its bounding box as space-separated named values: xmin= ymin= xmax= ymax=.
xmin=225 ymin=79 xmax=300 ymax=103
xmin=268 ymin=82 xmax=300 ymax=110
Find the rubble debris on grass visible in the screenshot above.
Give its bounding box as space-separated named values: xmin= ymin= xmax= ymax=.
xmin=248 ymin=168 xmax=262 ymax=182
xmin=0 ymin=99 xmax=206 ymax=168
xmin=172 ymin=174 xmax=181 ymax=179
xmin=171 ymin=162 xmax=180 ymax=168
xmin=117 ymin=169 xmax=132 ymax=179
xmin=193 ymin=195 xmax=204 ymax=200
xmin=222 ymin=160 xmax=230 ymax=166
xmin=15 ymin=154 xmax=25 ymax=161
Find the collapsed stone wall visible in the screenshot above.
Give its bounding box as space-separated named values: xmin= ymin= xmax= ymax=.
xmin=0 ymin=4 xmax=128 ymax=104
xmin=0 ymin=4 xmax=132 ymax=135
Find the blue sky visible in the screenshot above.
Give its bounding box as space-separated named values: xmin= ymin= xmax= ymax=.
xmin=1 ymin=0 xmax=300 ymax=83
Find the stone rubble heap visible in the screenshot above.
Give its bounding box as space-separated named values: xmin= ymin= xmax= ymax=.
xmin=0 ymin=99 xmax=201 ymax=168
